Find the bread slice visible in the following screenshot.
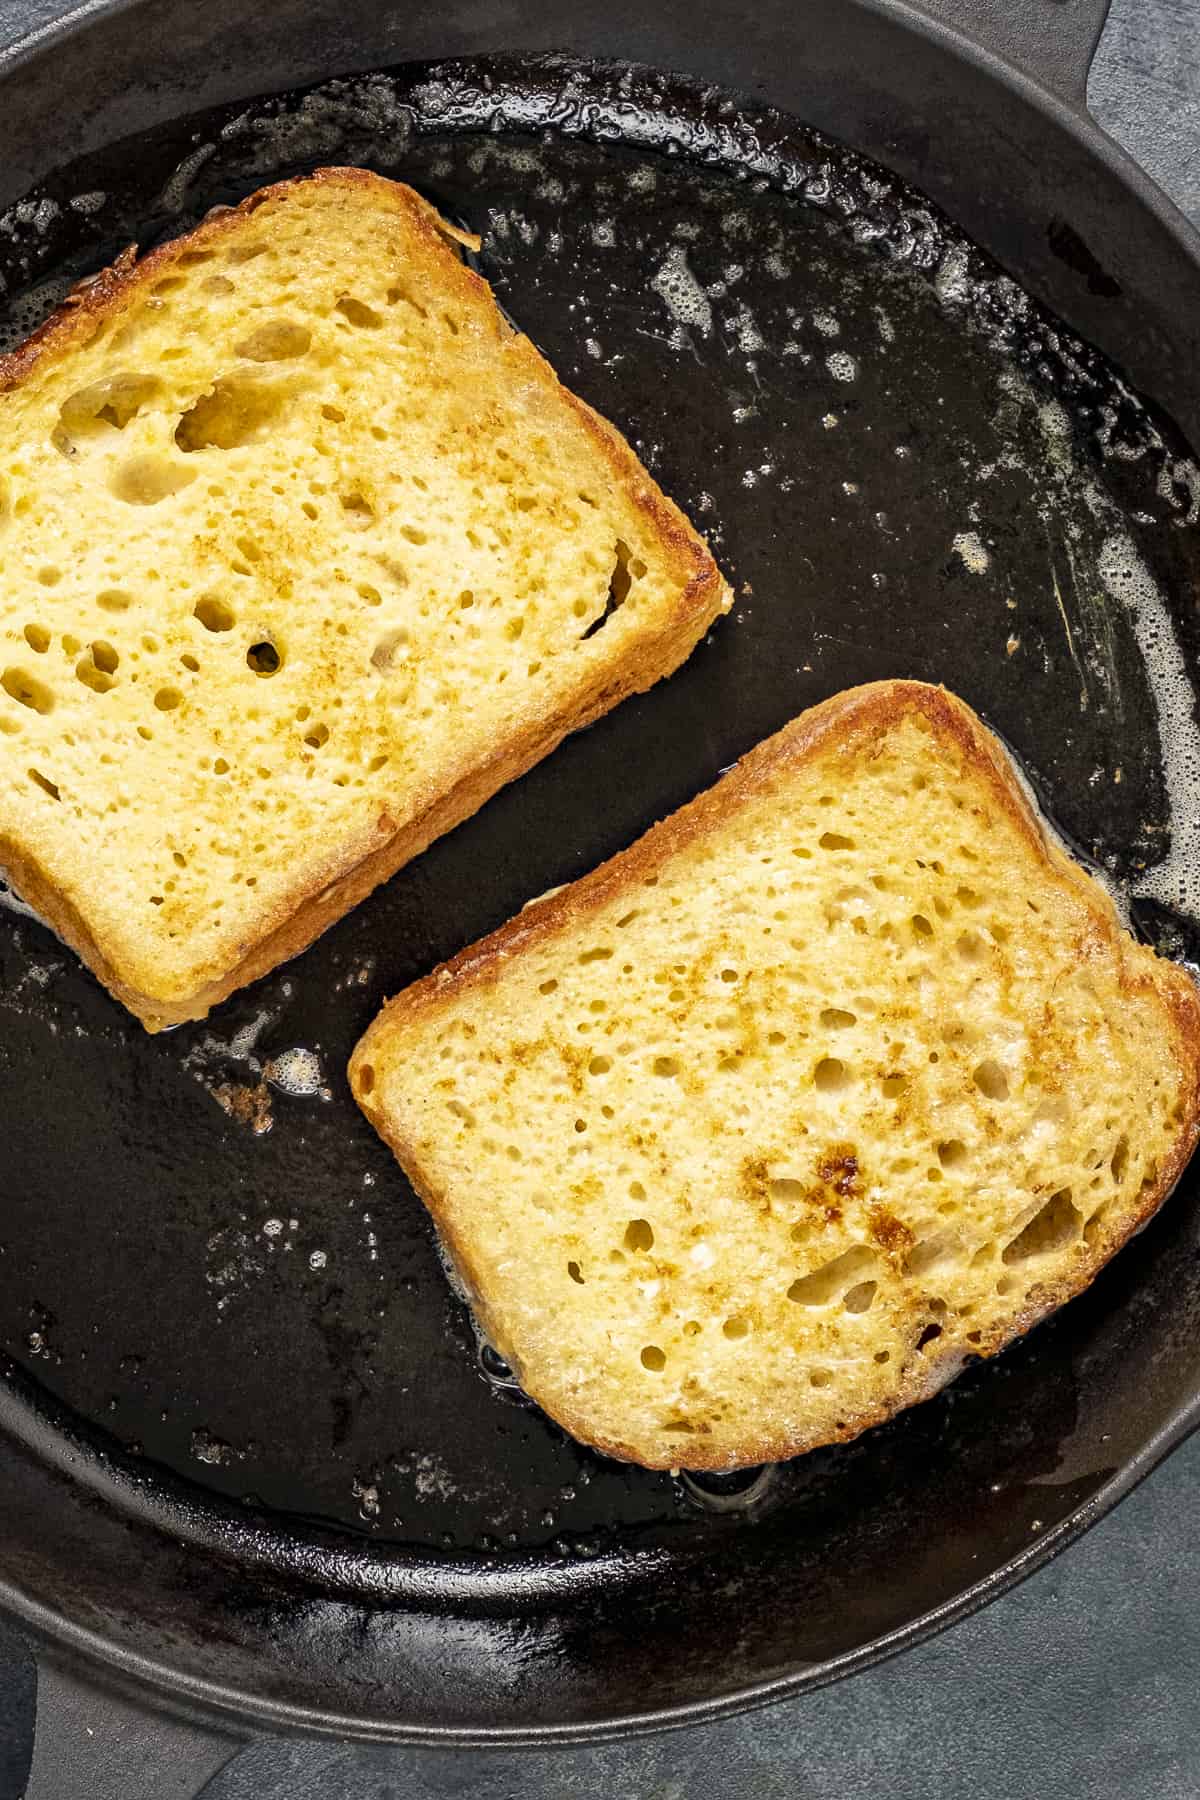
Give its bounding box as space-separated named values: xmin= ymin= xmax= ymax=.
xmin=350 ymin=680 xmax=1200 ymax=1471
xmin=0 ymin=169 xmax=729 ymax=1030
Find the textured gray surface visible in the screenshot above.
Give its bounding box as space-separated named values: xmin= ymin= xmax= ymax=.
xmin=1091 ymin=0 xmax=1200 ymax=224
xmin=6 ymin=0 xmax=1200 ymax=1794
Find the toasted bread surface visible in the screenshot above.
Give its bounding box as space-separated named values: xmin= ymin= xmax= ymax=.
xmin=351 ymin=680 xmax=1200 ymax=1470
xmin=0 ymin=168 xmax=729 ymax=1028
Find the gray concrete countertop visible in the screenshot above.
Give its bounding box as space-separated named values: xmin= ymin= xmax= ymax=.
xmin=3 ymin=1 xmax=1199 ymax=1794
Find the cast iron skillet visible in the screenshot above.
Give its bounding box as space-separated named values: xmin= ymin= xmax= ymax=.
xmin=1 ymin=0 xmax=1199 ymax=1755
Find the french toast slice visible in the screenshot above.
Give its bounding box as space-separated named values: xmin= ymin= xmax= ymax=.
xmin=0 ymin=168 xmax=729 ymax=1028
xmin=350 ymin=681 xmax=1200 ymax=1470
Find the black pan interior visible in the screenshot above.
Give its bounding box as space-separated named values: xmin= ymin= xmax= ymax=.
xmin=1 ymin=56 xmax=1199 ymax=1735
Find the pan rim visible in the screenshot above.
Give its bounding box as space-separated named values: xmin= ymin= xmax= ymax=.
xmin=1 ymin=1400 xmax=1196 ymax=1742
xmin=0 ymin=0 xmax=1199 ymax=1743
xmin=2 ymin=0 xmax=1200 ymax=288
xmin=0 ymin=0 xmax=1198 ymax=268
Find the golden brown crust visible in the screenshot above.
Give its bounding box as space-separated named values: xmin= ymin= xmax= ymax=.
xmin=0 ymin=829 xmax=136 ymax=1010
xmin=350 ymin=679 xmax=1200 ymax=1470
xmin=0 ymin=168 xmax=729 ymax=1029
